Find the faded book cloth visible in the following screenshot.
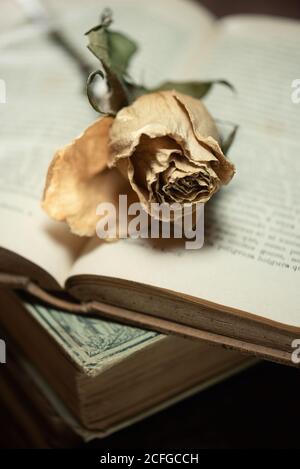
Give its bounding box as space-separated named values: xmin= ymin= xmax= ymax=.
xmin=25 ymin=301 xmax=158 ymax=376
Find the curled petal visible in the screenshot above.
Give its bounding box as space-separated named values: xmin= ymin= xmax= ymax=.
xmin=108 ymin=90 xmax=220 ymax=168
xmin=42 ymin=116 xmax=130 ymax=236
xmin=108 ymin=90 xmax=234 ymax=217
xmin=174 ymin=92 xmax=235 ymax=183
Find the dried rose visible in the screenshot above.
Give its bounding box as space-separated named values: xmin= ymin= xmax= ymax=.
xmin=42 ymin=91 xmax=235 ymax=236
xmin=109 ymin=90 xmax=235 ymax=219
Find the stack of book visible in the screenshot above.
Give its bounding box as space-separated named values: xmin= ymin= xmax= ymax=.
xmin=0 ymin=290 xmax=253 ymax=447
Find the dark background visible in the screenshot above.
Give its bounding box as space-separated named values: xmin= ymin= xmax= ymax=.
xmin=1 ymin=0 xmax=300 ymax=449
xmin=198 ymin=0 xmax=300 ymax=19
xmin=91 ymin=362 xmax=300 ymax=449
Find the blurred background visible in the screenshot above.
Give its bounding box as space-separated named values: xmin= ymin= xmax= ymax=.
xmin=198 ymin=0 xmax=300 ymax=18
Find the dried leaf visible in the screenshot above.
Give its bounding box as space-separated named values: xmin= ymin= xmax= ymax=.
xmin=127 ymin=79 xmax=235 ymax=102
xmin=85 ymin=9 xmax=138 ymax=113
xmin=85 ymin=10 xmax=137 ymax=77
xmin=221 ymin=124 xmax=239 ymax=154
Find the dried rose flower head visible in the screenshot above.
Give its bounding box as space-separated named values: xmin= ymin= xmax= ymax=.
xmin=42 ymin=90 xmax=235 ymax=236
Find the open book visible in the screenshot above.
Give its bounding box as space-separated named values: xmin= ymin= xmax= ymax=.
xmin=1 ymin=0 xmax=300 ymax=365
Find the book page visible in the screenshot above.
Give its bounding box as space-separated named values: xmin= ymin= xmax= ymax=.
xmin=0 ymin=34 xmax=93 ymax=286
xmin=0 ymin=0 xmax=214 ymax=287
xmin=70 ymin=16 xmax=300 ymax=327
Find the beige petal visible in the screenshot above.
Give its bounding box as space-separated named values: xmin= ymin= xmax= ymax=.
xmin=174 ymin=92 xmax=235 ymax=184
xmin=108 ymin=90 xmax=220 ymax=169
xmin=42 ymin=116 xmax=131 ymax=236
xmin=128 ymin=136 xmax=182 ymax=208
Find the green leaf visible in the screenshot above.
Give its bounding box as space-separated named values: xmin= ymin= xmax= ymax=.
xmin=150 ymin=79 xmax=235 ymax=99
xmin=86 ymin=70 xmax=115 ymax=115
xmin=108 ymin=31 xmax=138 ymax=77
xmin=215 ymin=119 xmax=239 ymax=154
xmin=86 ymin=68 xmax=128 ymax=115
xmin=85 ymin=9 xmax=138 ymax=78
xmin=103 ymin=65 xmax=129 ymax=113
xmin=86 ymin=26 xmax=110 ymax=68
xmin=85 ymin=9 xmax=138 ymax=113
xmin=221 ymin=124 xmax=238 ymax=154
xmin=123 ymin=79 xmax=147 ymax=102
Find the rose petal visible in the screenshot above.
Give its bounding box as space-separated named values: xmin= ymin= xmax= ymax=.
xmin=42 ymin=116 xmax=131 ymax=236
xmin=108 ymin=90 xmax=220 ymax=169
xmin=108 ymin=90 xmax=235 ymax=214
xmin=129 ymin=136 xmax=183 ymax=207
xmin=174 ymin=92 xmax=235 ymax=184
